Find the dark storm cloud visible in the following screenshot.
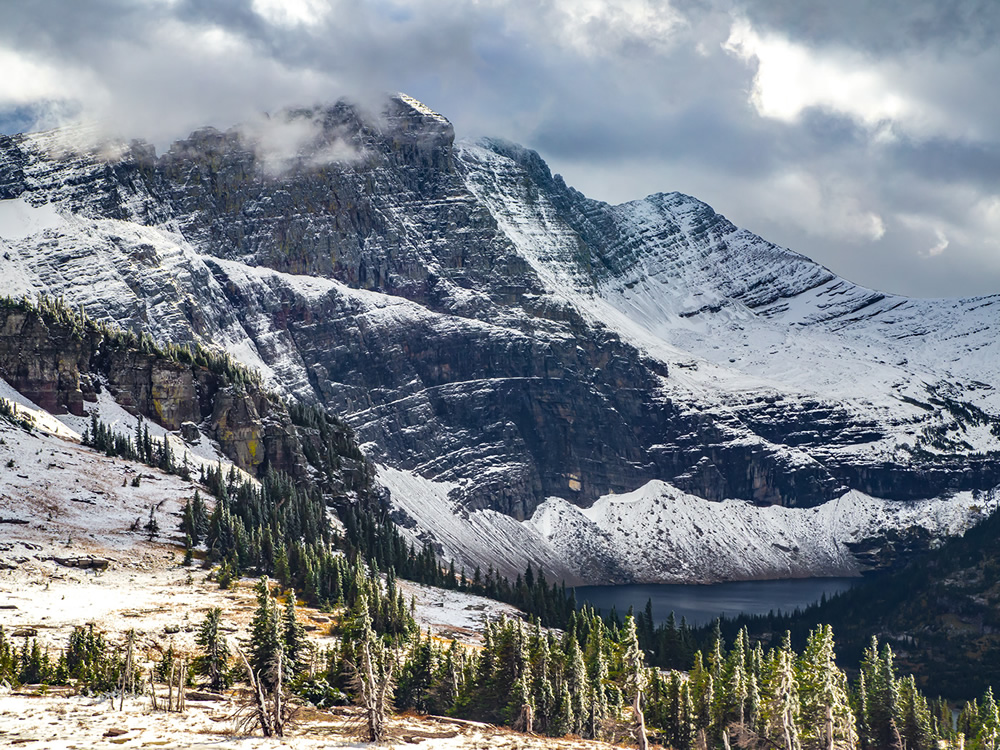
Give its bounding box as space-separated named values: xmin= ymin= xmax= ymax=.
xmin=735 ymin=0 xmax=1000 ymax=54
xmin=0 ymin=0 xmax=998 ymax=297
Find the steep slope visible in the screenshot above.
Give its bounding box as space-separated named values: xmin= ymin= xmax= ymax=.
xmin=0 ymin=96 xmax=998 ymax=582
xmin=458 ymin=139 xmax=1000 ymax=502
xmin=379 ymin=466 xmax=988 ymax=585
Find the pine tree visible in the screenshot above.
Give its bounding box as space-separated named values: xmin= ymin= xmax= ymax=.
xmin=397 ymin=630 xmax=434 ymax=713
xmin=530 ymin=625 xmax=556 ymax=734
xmin=567 ymin=635 xmax=591 ymax=736
xmin=429 ymin=639 xmax=463 ymax=715
xmin=715 ymin=626 xmax=749 ymax=739
xmin=690 ymin=650 xmax=714 ymax=734
xmin=347 ymin=590 xmax=394 ymax=742
xmin=195 ymin=607 xmax=231 ymax=692
xmin=897 ymin=674 xmax=934 ymax=750
xmin=584 ymin=614 xmax=609 ymax=728
xmin=282 ymin=591 xmax=307 ymax=678
xmin=797 ymin=624 xmax=856 ymax=750
xmin=859 ymin=637 xmax=902 ymax=750
xmin=248 ymin=577 xmax=283 ymax=690
xmin=621 ymin=615 xmax=649 ymax=750
xmin=761 ymin=635 xmax=800 ymax=750
xmin=976 ymin=687 xmax=1000 ymax=750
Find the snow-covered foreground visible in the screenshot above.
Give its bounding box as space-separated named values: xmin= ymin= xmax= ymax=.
xmin=0 ymin=691 xmax=624 ymax=750
xmin=383 ymin=466 xmax=993 ymax=584
xmin=0 ymin=689 xmax=623 ymax=750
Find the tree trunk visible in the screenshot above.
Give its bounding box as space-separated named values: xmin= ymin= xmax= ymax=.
xmin=633 ymin=689 xmax=649 ymax=750
xmin=236 ymin=645 xmax=274 ymax=737
xmin=362 ymin=641 xmax=381 ymax=742
xmin=783 ymin=704 xmax=796 ymax=750
xmin=168 ymin=661 xmax=175 ymax=712
xmin=273 ymin=652 xmax=283 ymax=737
xmin=178 ymin=658 xmax=186 ymax=713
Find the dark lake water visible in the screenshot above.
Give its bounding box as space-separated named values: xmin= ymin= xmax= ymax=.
xmin=575 ymin=577 xmax=860 ymax=627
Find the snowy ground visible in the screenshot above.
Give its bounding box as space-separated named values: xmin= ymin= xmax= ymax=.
xmin=0 ymin=690 xmax=625 ymax=750
xmin=396 ymin=578 xmax=524 ymax=645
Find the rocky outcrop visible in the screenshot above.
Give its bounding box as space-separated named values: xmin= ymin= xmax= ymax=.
xmin=0 ymin=309 xmax=94 ymax=416
xmin=0 ymin=300 xmax=372 ymax=503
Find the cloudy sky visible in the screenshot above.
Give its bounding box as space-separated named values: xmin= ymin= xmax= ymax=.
xmin=2 ymin=0 xmax=999 ymax=298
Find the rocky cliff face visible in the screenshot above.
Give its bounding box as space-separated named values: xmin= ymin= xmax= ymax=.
xmin=1 ymin=95 xmax=999 ymax=580
xmin=0 ymin=300 xmax=373 ymax=504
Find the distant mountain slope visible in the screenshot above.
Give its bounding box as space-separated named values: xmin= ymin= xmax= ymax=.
xmin=0 ymin=96 xmax=998 ymax=581
xmin=739 ymin=492 xmax=1000 ymax=700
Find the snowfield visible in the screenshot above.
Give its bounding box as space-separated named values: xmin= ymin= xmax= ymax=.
xmin=0 ymin=689 xmax=621 ymax=750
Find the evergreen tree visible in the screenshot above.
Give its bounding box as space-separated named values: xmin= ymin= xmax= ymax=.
xmin=797 ymin=624 xmax=856 ymax=750
xmin=621 ymin=615 xmax=649 ymax=750
xmin=567 ymin=635 xmax=591 ymax=736
xmin=715 ymin=626 xmax=749 ymax=738
xmin=397 ymin=630 xmax=434 ymax=713
xmin=859 ymin=637 xmax=903 ymax=750
xmin=897 ymin=674 xmax=934 ymax=750
xmin=248 ymin=577 xmax=283 ymax=690
xmin=195 ymin=607 xmax=231 ymax=692
xmin=282 ymin=591 xmax=307 ymax=678
xmin=975 ymin=687 xmax=1000 ymax=750
xmin=347 ymin=590 xmax=394 ymax=742
xmin=761 ymin=635 xmax=800 ymax=750
xmin=428 ymin=639 xmax=463 ymax=715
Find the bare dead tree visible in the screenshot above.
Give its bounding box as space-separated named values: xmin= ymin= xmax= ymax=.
xmin=513 ymin=702 xmax=534 ymax=735
xmin=167 ymin=659 xmax=174 ymax=711
xmin=232 ymin=644 xmax=294 ymax=737
xmin=731 ymin=721 xmax=789 ymax=750
xmin=176 ymin=657 xmax=186 ymax=713
xmin=234 ymin=645 xmax=274 ymax=737
xmin=633 ymin=688 xmax=649 ymax=750
xmin=117 ymin=630 xmax=138 ymax=711
xmin=347 ymin=636 xmax=394 ymax=742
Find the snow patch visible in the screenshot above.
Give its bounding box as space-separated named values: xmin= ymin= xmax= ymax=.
xmin=0 ymin=196 xmax=63 ymax=241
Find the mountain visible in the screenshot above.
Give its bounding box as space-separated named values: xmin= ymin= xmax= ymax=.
xmin=1 ymin=95 xmax=998 ymax=583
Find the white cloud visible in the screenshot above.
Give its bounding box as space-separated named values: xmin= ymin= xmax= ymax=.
xmin=470 ymin=0 xmax=685 ymax=57
xmin=927 ymin=228 xmax=949 ymax=257
xmin=238 ymin=110 xmax=363 ymax=176
xmin=251 ymin=0 xmax=330 ymax=28
xmin=0 ymin=47 xmax=99 ymax=108
xmin=719 ymin=17 xmax=993 ymax=143
xmin=753 ymin=170 xmax=886 ymax=243
xmin=723 ymin=20 xmax=915 ymax=127
xmin=0 ymin=0 xmax=998 ymax=297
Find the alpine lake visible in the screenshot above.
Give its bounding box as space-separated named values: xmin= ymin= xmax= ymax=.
xmin=574 ymin=577 xmax=860 ymax=627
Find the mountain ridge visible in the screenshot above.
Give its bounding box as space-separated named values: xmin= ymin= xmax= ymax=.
xmin=1 ymin=94 xmax=999 ymax=583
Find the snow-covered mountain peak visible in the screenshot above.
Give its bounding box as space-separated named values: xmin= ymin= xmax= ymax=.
xmin=2 ymin=100 xmax=1000 ymax=583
